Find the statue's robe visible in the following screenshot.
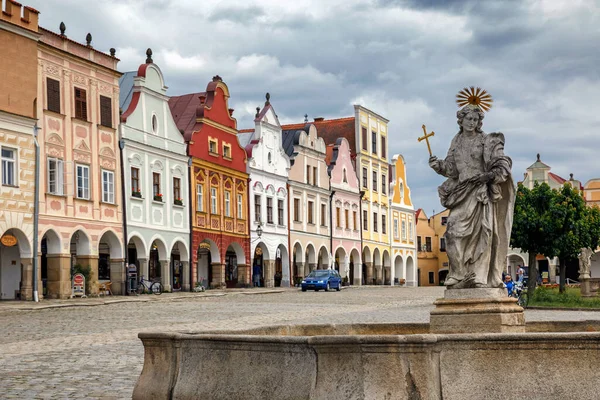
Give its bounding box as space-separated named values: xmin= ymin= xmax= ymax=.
xmin=437 ymin=132 xmax=514 ymax=288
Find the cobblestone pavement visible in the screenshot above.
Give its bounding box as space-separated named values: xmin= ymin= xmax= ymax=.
xmin=1 ymin=286 xmax=600 ymax=399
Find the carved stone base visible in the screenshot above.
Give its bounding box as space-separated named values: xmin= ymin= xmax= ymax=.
xmin=430 ymin=288 xmax=525 ymax=334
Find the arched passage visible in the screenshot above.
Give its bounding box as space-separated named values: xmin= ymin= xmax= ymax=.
xmin=225 ymin=242 xmax=246 ymax=288
xmin=373 ymin=248 xmax=381 ymax=285
xmin=292 ymin=242 xmax=303 ymax=284
xmin=362 ymin=247 xmax=372 ymax=285
xmin=394 ymin=255 xmax=404 ymax=286
xmin=335 ymin=247 xmax=347 ymax=276
xmin=70 ymin=229 xmax=95 ymax=294
xmin=252 ymin=241 xmax=269 ymax=288
xmin=197 ymin=239 xmax=219 ymax=289
xmin=318 ymin=246 xmax=329 ymax=270
xmin=306 ymin=244 xmax=316 ymax=273
xmin=276 ymin=244 xmax=290 ymax=287
xmin=507 ymin=253 xmax=526 ymax=277
xmin=170 ymin=240 xmax=189 ymax=291
xmin=350 ymin=248 xmax=361 ymax=286
xmin=98 ymin=229 xmax=124 ymax=294
xmin=148 ymin=238 xmax=168 ymax=283
xmin=382 ymin=250 xmax=391 ymax=285
xmin=41 ymin=229 xmax=62 ymax=298
xmin=0 ymin=229 xmax=32 ymax=300
xmin=406 ymin=256 xmax=416 ymax=286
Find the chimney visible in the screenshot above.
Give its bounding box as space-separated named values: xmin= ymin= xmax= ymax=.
xmin=314 ymin=117 xmax=324 ymax=122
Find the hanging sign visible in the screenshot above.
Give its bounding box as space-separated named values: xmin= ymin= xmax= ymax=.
xmin=71 ymin=273 xmax=87 ymax=298
xmin=1 ymin=234 xmax=17 ymax=247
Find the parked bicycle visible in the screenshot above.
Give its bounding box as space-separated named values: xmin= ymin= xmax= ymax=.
xmin=136 ymin=275 xmax=163 ymax=295
xmin=511 ymin=281 xmax=528 ymax=308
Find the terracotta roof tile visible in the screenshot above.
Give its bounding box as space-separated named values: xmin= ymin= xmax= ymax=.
xmin=282 ymin=116 xmax=356 ymax=155
xmin=168 ymin=92 xmax=206 ymax=140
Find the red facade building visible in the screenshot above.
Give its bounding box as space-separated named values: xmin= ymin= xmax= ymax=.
xmin=169 ymin=76 xmax=250 ymax=288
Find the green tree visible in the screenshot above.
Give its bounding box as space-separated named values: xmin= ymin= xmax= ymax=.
xmin=511 ymin=182 xmax=557 ymax=295
xmin=549 ymin=184 xmax=600 ymax=293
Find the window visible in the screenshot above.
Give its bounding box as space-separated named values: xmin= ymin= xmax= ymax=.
xmin=409 ymin=219 xmax=414 ymax=240
xmin=1 ymin=148 xmax=16 ymax=186
xmin=363 ymin=210 xmax=368 ymax=230
xmin=373 ymin=212 xmax=378 ymax=232
xmin=237 ymin=194 xmax=243 ymax=218
xmin=48 ymin=158 xmax=64 ymax=195
xmin=75 ymin=164 xmax=90 ymax=199
xmin=294 ymin=198 xmax=301 ymax=222
xmin=100 ymin=95 xmax=112 ymax=128
xmin=382 ymin=174 xmax=386 ymax=195
xmin=429 ymin=272 xmax=435 ymax=285
xmin=173 ymin=177 xmax=181 ymax=203
xmin=336 ymin=207 xmax=341 ymax=228
xmin=308 ymin=201 xmax=314 ymax=224
xmin=441 ymin=216 xmax=448 ymax=226
xmin=402 ymin=220 xmax=407 ymax=240
xmin=74 ymin=87 xmax=87 ymax=120
xmin=152 ymin=114 xmax=158 ymax=134
xmin=372 ymin=171 xmax=377 ymax=192
xmin=371 ymin=131 xmax=377 ymax=154
xmin=224 ymin=191 xmax=231 ymax=217
xmin=440 ymin=237 xmax=447 ymax=252
xmin=254 ymin=195 xmax=261 ymax=222
xmin=313 ymin=167 xmax=318 ymax=186
xmin=425 ymin=237 xmax=432 ymax=252
xmin=353 ymin=211 xmax=357 ymax=230
xmin=381 ymin=135 xmax=386 ymax=159
xmin=345 ymin=209 xmax=350 ymax=229
xmin=47 ymin=78 xmax=60 ymax=113
xmin=278 ymin=199 xmax=284 ymax=225
xmin=102 ymin=170 xmax=114 ymax=203
xmin=382 ymin=214 xmax=386 ymax=234
xmin=417 ymin=236 xmax=422 ymax=252
xmin=197 ymin=184 xmax=204 ymax=212
xmin=362 ymin=127 xmax=367 ymax=150
xmin=209 ymin=139 xmax=217 ymax=154
xmin=152 ymin=173 xmax=160 ymax=197
xmin=211 ymin=187 xmax=218 ymax=214
xmin=131 ymin=167 xmax=140 ymax=195
xmin=362 ymin=167 xmax=368 ymax=188
xmin=343 ymin=169 xmax=347 ymax=183
xmin=223 ymin=144 xmax=231 ymax=159
xmin=394 ymin=218 xmax=399 ymax=239
xmin=321 ymin=204 xmax=326 ymax=226
xmin=267 ymin=197 xmax=273 ymax=224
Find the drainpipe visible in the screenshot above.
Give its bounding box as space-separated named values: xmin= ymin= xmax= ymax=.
xmin=287 ymin=182 xmax=292 ymax=285
xmin=247 ymin=177 xmax=252 ymax=286
xmin=118 ymin=135 xmax=128 ymax=295
xmin=359 ymin=190 xmax=365 ymax=284
xmin=329 ymin=188 xmax=335 ymax=269
xmin=188 ymin=157 xmax=193 ymax=290
xmin=32 ymin=124 xmax=40 ymax=302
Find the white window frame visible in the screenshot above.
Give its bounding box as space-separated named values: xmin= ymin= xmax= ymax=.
xmin=237 ymin=194 xmax=243 ymax=219
xmin=210 ymin=187 xmax=218 ymax=214
xmin=266 ymin=197 xmax=273 ymax=224
xmin=47 ymin=157 xmax=64 ymax=195
xmin=1 ymin=147 xmax=17 ymax=187
xmin=102 ymin=169 xmax=115 ymax=204
xmin=197 ymin=184 xmax=203 ymax=212
xmin=409 ymin=218 xmax=414 ymax=241
xmin=225 ymin=190 xmax=231 ymax=217
xmin=402 ymin=220 xmax=407 ymax=240
xmin=394 ymin=218 xmax=399 ymax=239
xmin=75 ymin=164 xmax=90 ymax=200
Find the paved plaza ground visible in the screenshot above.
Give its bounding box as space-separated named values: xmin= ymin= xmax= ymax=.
xmin=2 ymin=286 xmax=600 ymax=399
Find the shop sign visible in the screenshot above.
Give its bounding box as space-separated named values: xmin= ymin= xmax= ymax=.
xmin=1 ymin=234 xmax=17 ymax=247
xmin=71 ymin=273 xmax=87 ymax=298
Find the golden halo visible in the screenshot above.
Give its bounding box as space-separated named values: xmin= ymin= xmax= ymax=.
xmin=456 ymin=86 xmax=493 ymax=112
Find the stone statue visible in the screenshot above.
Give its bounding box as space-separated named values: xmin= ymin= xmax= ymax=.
xmin=427 ymin=88 xmax=514 ymax=289
xmin=578 ymin=248 xmax=593 ymax=280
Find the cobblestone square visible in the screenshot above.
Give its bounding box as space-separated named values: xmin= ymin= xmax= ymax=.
xmin=2 ymin=287 xmax=599 ymax=399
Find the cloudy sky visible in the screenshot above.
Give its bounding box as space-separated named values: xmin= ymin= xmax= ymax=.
xmin=26 ymin=0 xmax=600 ymax=215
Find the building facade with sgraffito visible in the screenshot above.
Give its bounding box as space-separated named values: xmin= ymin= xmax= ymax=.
xmin=37 ymin=22 xmax=123 ymax=298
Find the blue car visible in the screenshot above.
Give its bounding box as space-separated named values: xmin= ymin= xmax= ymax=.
xmin=301 ymin=269 xmax=342 ymax=292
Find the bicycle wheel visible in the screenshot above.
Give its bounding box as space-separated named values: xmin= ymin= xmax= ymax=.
xmin=519 ymin=292 xmax=528 ymax=308
xmin=151 ymin=282 xmax=163 ymax=295
xmin=136 ymin=281 xmax=144 ymax=295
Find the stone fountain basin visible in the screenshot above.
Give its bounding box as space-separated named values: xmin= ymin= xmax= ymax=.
xmin=134 ymin=322 xmax=600 ymax=400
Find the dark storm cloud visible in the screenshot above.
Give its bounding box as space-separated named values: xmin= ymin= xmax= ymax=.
xmin=25 ymin=0 xmax=600 ymax=214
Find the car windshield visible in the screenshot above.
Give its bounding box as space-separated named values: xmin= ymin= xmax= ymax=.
xmin=307 ymin=270 xmax=330 ymax=278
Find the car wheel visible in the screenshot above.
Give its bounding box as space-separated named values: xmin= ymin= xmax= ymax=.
xmin=336 ymin=282 xmax=341 ymax=291
xmin=301 ymin=287 xmax=307 ymax=292
xmin=325 ymin=282 xmax=330 ymax=292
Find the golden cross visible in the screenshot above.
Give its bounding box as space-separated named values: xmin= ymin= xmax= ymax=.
xmin=418 ymin=124 xmax=435 ymax=156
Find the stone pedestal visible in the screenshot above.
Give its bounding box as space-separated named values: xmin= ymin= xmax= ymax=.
xmin=580 ymin=278 xmax=600 ymax=297
xmin=430 ymin=288 xmax=525 ymax=334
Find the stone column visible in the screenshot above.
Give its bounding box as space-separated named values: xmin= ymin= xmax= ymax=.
xmin=308 ymin=263 xmax=317 ymax=273
xmin=549 ymin=258 xmax=558 ymax=284
xmin=364 ymin=262 xmax=373 ymax=285
xmin=46 ymin=254 xmax=72 ymax=299
xmin=109 ymin=258 xmax=125 ymax=295
xmin=263 ymin=260 xmax=275 ymax=288
xmin=293 ymin=262 xmax=304 ymax=286
xmin=211 ymin=262 xmax=225 ymax=289
xmin=375 ymin=266 xmax=383 ymax=285
xmin=181 ymin=261 xmax=190 ymax=291
xmin=77 ymin=255 xmax=99 ymax=295
xmin=160 ymin=259 xmax=171 ymax=292
xmin=138 ymin=258 xmax=149 ymax=280
xmin=36 ymin=255 xmax=43 ymax=299
xmin=20 ymin=258 xmax=33 ymax=301
xmin=384 ymin=266 xmax=391 ymax=285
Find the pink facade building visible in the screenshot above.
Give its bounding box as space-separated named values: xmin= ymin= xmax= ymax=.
xmin=327 ymin=138 xmax=362 ymax=285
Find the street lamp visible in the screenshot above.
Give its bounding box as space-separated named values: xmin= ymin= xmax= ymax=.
xmin=256 ymin=221 xmax=263 ymax=238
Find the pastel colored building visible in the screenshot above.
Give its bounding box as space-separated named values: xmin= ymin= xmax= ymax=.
xmin=119 ymin=51 xmax=190 ymax=293
xmin=415 ymin=209 xmax=439 ymax=287
xmin=0 ymin=2 xmax=39 ymax=300
xmin=585 ymin=178 xmax=600 ymax=206
xmin=389 ymin=154 xmax=417 ymax=286
xmin=326 ymin=138 xmax=361 ymax=285
xmin=238 ymin=95 xmax=291 ymax=288
xmin=37 ymin=22 xmax=123 ymax=298
xmin=282 ymin=124 xmax=331 ymax=282
xmin=170 ymin=76 xmax=250 ymax=289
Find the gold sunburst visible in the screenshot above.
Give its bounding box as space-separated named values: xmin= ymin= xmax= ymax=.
xmin=456 ymin=86 xmax=493 ymax=112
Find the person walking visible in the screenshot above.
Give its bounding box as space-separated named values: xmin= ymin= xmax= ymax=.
xmin=253 ymin=264 xmax=261 ymax=287
xmin=516 ymin=265 xmax=525 ymax=283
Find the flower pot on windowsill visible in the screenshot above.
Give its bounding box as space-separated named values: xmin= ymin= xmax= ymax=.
xmin=153 ymin=195 xmax=163 ymax=202
xmin=132 ymin=191 xmax=142 ymax=198
xmin=174 ymin=199 xmax=183 ymax=206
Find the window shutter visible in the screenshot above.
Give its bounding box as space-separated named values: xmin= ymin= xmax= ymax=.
xmin=75 ymin=88 xmax=87 ymax=120
xmin=47 ymin=78 xmax=61 ymax=113
xmin=100 ymin=96 xmax=112 ymax=128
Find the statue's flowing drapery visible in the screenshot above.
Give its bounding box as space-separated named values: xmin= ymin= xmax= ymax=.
xmin=437 ymin=132 xmax=514 ymax=288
